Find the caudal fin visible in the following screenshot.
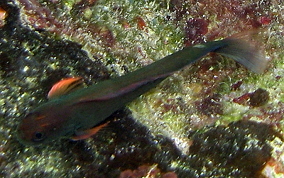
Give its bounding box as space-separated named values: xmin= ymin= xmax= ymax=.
xmin=215 ymin=31 xmax=268 ymax=73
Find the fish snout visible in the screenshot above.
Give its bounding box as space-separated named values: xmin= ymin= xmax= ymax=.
xmin=16 ymin=112 xmax=47 ymax=145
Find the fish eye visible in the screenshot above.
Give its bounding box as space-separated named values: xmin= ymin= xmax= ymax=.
xmin=33 ymin=132 xmax=45 ymax=142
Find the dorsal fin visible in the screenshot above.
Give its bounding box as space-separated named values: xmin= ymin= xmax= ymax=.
xmin=47 ymin=77 xmax=84 ymax=99
xmin=76 ymin=73 xmax=170 ymax=103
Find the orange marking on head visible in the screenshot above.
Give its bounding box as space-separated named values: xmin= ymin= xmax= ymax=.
xmin=40 ymin=123 xmax=50 ymax=127
xmin=35 ymin=115 xmax=46 ymax=120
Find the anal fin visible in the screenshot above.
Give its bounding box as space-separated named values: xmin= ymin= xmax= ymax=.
xmin=72 ymin=122 xmax=109 ymax=141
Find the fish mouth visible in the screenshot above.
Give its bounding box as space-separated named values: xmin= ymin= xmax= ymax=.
xmin=16 ymin=133 xmax=45 ymax=146
xmin=16 ymin=129 xmax=30 ymax=145
xmin=16 ymin=126 xmax=30 ymax=145
xmin=16 ymin=124 xmax=38 ymax=146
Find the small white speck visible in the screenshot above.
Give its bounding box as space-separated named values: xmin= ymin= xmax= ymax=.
xmin=193 ymin=44 xmax=206 ymax=48
xmin=22 ymin=66 xmax=29 ymax=72
xmin=110 ymin=154 xmax=115 ymax=160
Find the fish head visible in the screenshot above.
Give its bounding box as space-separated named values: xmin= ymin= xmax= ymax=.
xmin=17 ymin=101 xmax=74 ymax=146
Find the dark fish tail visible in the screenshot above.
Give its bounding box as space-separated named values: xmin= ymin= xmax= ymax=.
xmin=215 ymin=34 xmax=268 ymax=73
xmin=102 ymin=33 xmax=268 ymax=99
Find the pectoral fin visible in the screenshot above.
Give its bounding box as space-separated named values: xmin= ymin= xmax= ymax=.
xmin=48 ymin=77 xmax=84 ymax=99
xmin=71 ymin=122 xmax=109 ymax=141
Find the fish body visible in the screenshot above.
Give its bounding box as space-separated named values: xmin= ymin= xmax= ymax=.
xmin=17 ymin=35 xmax=267 ymax=145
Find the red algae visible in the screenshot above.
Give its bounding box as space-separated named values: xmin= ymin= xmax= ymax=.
xmin=184 ymin=18 xmax=208 ymax=46
xmin=233 ymin=92 xmax=251 ymax=105
xmin=136 ymin=16 xmax=147 ymax=31
xmin=17 ymin=0 xmax=63 ymax=30
xmin=231 ymin=80 xmax=243 ymax=91
xmin=16 ymin=0 xmax=115 ymax=47
xmin=170 ymin=0 xmax=273 ymax=42
xmin=233 ymin=88 xmax=270 ymax=107
xmin=195 ymin=94 xmax=223 ymax=116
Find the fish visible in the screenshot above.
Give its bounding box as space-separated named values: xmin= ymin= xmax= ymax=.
xmin=17 ymin=33 xmax=267 ymax=145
